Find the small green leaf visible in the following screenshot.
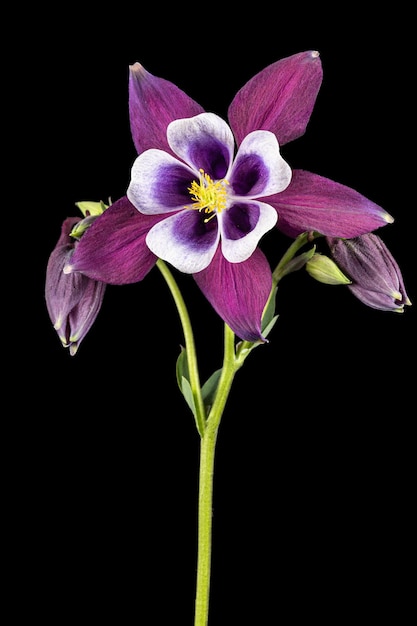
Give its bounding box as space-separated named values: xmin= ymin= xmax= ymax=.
xmin=262 ymin=314 xmax=279 ymax=339
xmin=201 ymin=368 xmax=222 ymax=410
xmin=180 ymin=375 xmax=197 ymax=418
xmin=262 ymin=286 xmax=278 ymax=332
xmin=176 ymin=346 xmax=190 ymax=391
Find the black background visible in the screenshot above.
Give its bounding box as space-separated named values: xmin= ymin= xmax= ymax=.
xmin=12 ymin=6 xmax=416 ymax=624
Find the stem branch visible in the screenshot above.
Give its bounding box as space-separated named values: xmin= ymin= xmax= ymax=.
xmin=156 ymin=259 xmax=206 ymax=435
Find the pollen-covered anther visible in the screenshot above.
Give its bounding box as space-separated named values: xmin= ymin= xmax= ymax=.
xmin=186 ymin=168 xmax=229 ymax=221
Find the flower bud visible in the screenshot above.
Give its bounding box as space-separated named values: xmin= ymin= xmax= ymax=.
xmin=326 ymin=233 xmax=411 ymax=312
xmin=306 ymin=253 xmax=352 ymax=285
xmin=45 ymin=217 xmax=106 ymax=355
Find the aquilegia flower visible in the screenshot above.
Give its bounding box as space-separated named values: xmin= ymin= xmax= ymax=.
xmin=66 ymin=50 xmax=394 ymax=343
xmin=326 ymin=233 xmax=412 ymax=312
xmin=46 ymin=51 xmax=411 ymax=626
xmin=127 ymin=112 xmax=291 ymax=273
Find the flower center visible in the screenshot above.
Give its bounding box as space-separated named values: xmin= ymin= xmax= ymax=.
xmin=187 ymin=169 xmax=229 ymax=222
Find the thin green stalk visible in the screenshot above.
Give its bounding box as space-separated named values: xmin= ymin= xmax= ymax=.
xmin=156 ymin=259 xmax=206 ymax=435
xmin=156 ymin=260 xmax=239 ymax=625
xmin=272 ymin=230 xmax=322 ymax=285
xmin=194 ymin=323 xmax=238 ymax=626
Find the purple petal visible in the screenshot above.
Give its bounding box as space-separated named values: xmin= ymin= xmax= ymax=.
xmin=167 ymin=113 xmax=234 ymax=178
xmin=46 ymin=217 xmax=84 ymax=327
xmin=220 ymin=201 xmax=277 ymax=262
xmin=193 ymin=246 xmax=272 ymax=342
xmin=128 ymin=150 xmax=195 ymax=214
xmin=67 ymin=277 xmax=106 ymax=354
xmin=349 ymin=284 xmax=404 ymax=311
xmin=146 ymin=210 xmax=219 ymax=273
xmin=269 ymin=170 xmax=393 ymax=238
xmin=230 ymin=130 xmax=291 ymax=197
xmin=228 ymin=51 xmax=322 ymax=147
xmin=66 ymin=196 xmax=159 ymax=284
xmin=129 ymin=63 xmax=205 ymax=156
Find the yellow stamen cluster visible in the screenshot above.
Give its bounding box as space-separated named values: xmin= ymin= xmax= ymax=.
xmin=187 ymin=169 xmax=229 ymax=222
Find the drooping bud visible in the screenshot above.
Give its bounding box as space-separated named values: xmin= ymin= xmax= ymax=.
xmin=326 ymin=233 xmax=411 ymax=312
xmin=45 ymin=217 xmax=106 ymax=355
xmin=306 ymin=253 xmax=352 ymax=285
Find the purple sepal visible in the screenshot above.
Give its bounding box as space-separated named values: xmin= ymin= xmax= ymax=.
xmin=270 ymin=170 xmax=393 ymax=238
xmin=67 ymin=196 xmax=160 ymax=284
xmin=129 ymin=63 xmax=205 ymax=156
xmin=193 ymin=246 xmax=272 ymax=342
xmin=228 ymin=50 xmax=322 ymax=148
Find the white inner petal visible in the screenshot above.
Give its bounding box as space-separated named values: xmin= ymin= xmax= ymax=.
xmin=167 ymin=112 xmax=235 ymax=174
xmin=232 ymin=130 xmax=292 ymax=198
xmin=220 ymin=201 xmax=278 ymax=263
xmin=146 ymin=212 xmax=220 ymax=273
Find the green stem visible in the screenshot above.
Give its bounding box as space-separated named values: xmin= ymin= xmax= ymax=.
xmin=156 ymin=259 xmax=206 ymax=436
xmin=272 ymin=230 xmax=322 ymax=285
xmin=156 ymin=259 xmax=239 ymax=625
xmin=194 ymin=324 xmax=238 ymax=626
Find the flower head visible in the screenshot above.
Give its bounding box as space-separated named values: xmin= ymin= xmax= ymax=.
xmin=127 ymin=112 xmax=292 ymax=273
xmin=326 ymin=233 xmax=412 ymax=312
xmin=66 ymin=51 xmax=395 ymax=342
xmin=46 ymin=216 xmax=106 ymax=355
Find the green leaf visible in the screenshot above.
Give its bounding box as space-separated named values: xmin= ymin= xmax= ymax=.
xmin=176 ymin=346 xmax=190 ymax=391
xmin=262 ymin=314 xmax=279 ymax=339
xmin=201 ymin=368 xmax=222 ymax=410
xmin=262 ymin=286 xmax=278 ymax=332
xmin=180 ymin=375 xmax=197 ymax=418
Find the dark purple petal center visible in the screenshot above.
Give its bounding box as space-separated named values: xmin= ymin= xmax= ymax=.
xmin=173 ymin=210 xmax=218 ymax=251
xmin=230 ymin=154 xmax=269 ymax=195
xmin=155 ymin=164 xmax=194 ymax=207
xmin=223 ymin=203 xmax=260 ymax=240
xmin=189 ymin=136 xmax=230 ymax=179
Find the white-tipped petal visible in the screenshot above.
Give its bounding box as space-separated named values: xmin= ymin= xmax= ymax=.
xmin=230 ymin=130 xmax=292 ymax=198
xmin=127 ymin=149 xmax=195 ymax=215
xmin=167 ymin=112 xmax=234 ymax=177
xmin=220 ymin=201 xmax=278 ymax=263
xmin=146 ymin=210 xmax=220 ymax=273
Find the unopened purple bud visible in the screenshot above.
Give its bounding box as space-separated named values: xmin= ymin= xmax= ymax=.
xmin=45 ymin=217 xmax=106 ymax=355
xmin=326 ymin=233 xmax=411 ymax=313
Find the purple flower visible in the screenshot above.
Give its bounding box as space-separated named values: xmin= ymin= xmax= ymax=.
xmin=127 ymin=112 xmax=291 ymax=273
xmin=67 ymin=51 xmax=393 ymax=342
xmin=326 ymin=233 xmax=411 ymax=312
xmin=46 ymin=217 xmax=106 ymax=355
